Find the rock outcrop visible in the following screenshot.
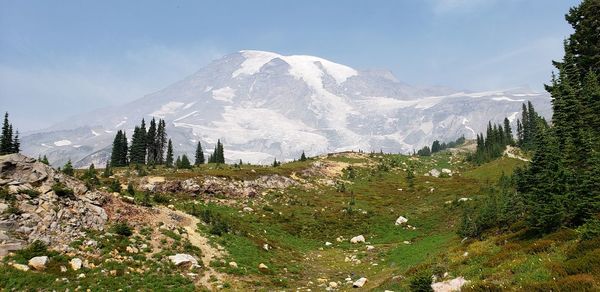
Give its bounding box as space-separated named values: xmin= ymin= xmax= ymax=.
xmin=142 ymin=174 xmax=296 ymax=198
xmin=0 ymin=154 xmax=108 ymax=256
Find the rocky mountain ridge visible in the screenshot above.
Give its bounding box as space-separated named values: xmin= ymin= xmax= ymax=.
xmin=21 ymin=50 xmax=552 ymax=167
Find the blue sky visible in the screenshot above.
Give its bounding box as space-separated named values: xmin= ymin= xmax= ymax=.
xmin=0 ymin=0 xmax=579 ymax=131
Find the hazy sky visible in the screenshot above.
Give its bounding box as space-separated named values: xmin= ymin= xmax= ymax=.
xmin=1 ymin=0 xmax=578 ymax=131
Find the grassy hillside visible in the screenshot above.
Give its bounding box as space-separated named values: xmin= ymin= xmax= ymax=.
xmin=1 ymin=149 xmax=597 ymax=291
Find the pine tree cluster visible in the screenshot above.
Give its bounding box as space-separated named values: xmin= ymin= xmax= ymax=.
xmin=0 ymin=112 xmax=20 ymax=155
xmin=515 ymin=0 xmax=600 ymax=233
xmin=416 ymin=136 xmax=465 ymax=156
xmin=194 ymin=141 xmax=205 ymax=165
xmin=468 ymin=118 xmax=518 ymax=164
xmin=461 ymin=0 xmax=600 ymax=235
xmin=109 ymin=118 xmax=168 ymax=167
xmin=515 ymin=102 xmax=546 ymax=150
xmin=208 ymin=139 xmax=225 ymax=164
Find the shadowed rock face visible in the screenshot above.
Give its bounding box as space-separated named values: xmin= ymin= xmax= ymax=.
xmin=0 ymin=154 xmax=108 ymax=256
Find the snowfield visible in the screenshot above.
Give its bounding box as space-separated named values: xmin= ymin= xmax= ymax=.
xmin=21 ymin=50 xmax=552 ymax=167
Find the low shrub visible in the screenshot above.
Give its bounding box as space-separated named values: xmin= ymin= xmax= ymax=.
xmin=108 ymin=180 xmax=121 ymax=193
xmin=112 ymin=222 xmax=133 ymax=237
xmin=14 ymin=240 xmax=48 ymax=263
xmin=576 ymin=219 xmax=600 ymax=240
xmin=19 ymin=189 xmax=40 ymax=198
xmin=51 ymin=183 xmax=74 ymax=198
xmin=524 ymin=274 xmax=596 ymax=292
xmin=409 ymin=272 xmax=433 ymax=292
xmin=4 ymin=203 xmax=22 ymax=215
xmin=524 ymin=239 xmax=554 ymax=254
xmin=563 ymin=249 xmax=600 ymax=275
xmin=153 ymin=193 xmax=170 ymax=204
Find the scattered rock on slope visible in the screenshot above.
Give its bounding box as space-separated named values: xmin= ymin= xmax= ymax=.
xmin=431 ymin=276 xmax=469 ymax=292
xmin=395 ymin=216 xmax=408 ymax=225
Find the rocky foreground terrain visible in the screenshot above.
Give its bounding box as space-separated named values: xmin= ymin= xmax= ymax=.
xmin=0 ymin=154 xmax=107 ymax=256
xmin=1 ymin=150 xmax=598 ymax=291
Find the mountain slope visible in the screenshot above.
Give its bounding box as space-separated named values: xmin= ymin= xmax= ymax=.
xmin=21 ymin=50 xmax=552 ymax=167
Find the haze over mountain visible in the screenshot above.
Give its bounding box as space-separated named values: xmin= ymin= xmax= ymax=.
xmin=21 ymin=50 xmax=552 ymax=167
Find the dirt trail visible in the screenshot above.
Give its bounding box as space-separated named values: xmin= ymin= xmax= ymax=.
xmin=503 ymin=146 xmax=530 ymax=162
xmin=160 ymin=207 xmax=228 ymax=290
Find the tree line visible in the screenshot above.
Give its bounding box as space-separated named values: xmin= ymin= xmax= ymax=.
xmin=460 ymin=0 xmax=600 ymax=236
xmin=416 ymin=136 xmax=465 ymax=156
xmin=109 ymin=118 xmax=227 ymax=169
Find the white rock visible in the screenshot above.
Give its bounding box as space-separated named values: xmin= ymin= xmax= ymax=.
xmin=243 ymin=207 xmax=254 ymax=212
xmin=70 ymin=258 xmax=82 ymax=271
xmin=12 ymin=263 xmax=30 ymax=271
xmin=325 ymin=241 xmax=332 ymax=246
xmin=28 ymin=256 xmax=49 ymax=270
xmin=263 ymin=243 xmax=270 ymax=251
xmin=350 ymin=235 xmax=365 ymax=244
xmin=431 ymin=276 xmax=469 ymax=292
xmin=463 ymin=252 xmax=469 ymax=257
xmin=168 ymin=254 xmax=198 ymax=266
xmin=329 ymin=282 xmax=338 ymax=288
xmin=395 ymin=216 xmax=408 ymax=225
xmin=429 ymin=169 xmax=441 ymax=177
xmin=0 ymin=203 xmax=8 ymax=214
xmin=228 ymin=261 xmax=238 ymax=268
xmin=353 ymin=277 xmax=367 ymax=288
xmin=258 ymin=263 xmax=269 ymax=271
xmin=366 ymin=245 xmax=375 ymax=251
xmin=403 ymin=241 xmax=411 ymax=245
xmin=458 ymin=197 xmax=471 ymax=202
xmin=441 ymin=168 xmax=452 ymax=175
xmin=78 ymin=273 xmax=86 ymax=278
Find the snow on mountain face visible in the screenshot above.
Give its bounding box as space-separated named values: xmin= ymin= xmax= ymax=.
xmin=21 ymin=50 xmax=552 ymax=167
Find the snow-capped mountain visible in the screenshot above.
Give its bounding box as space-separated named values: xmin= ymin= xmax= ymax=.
xmin=22 ymin=50 xmax=552 ymax=167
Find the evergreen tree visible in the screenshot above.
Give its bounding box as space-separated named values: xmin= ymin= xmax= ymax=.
xmin=209 ymin=140 xmax=225 ymax=163
xmin=216 ymin=139 xmax=225 ymax=163
xmin=110 ymin=130 xmax=129 ymax=167
xmin=431 ymin=140 xmax=441 ymax=153
xmin=272 ymin=158 xmax=280 ymax=167
xmin=156 ymin=119 xmax=167 ymax=164
xmin=102 ymin=161 xmax=112 ymax=178
xmin=40 ymin=155 xmax=49 ymax=165
xmin=12 ymin=130 xmax=20 ymax=153
xmin=146 ymin=118 xmax=157 ymax=165
xmin=503 ymin=118 xmax=514 ymax=145
xmin=62 ymin=159 xmax=74 ymax=176
xmin=416 ymin=146 xmax=431 ymax=156
xmin=517 ymin=130 xmax=565 ymax=233
xmin=194 ymin=141 xmax=205 ymax=165
xmin=300 ymin=151 xmax=307 ymax=161
xmin=165 ymin=139 xmax=174 ymax=167
xmin=175 ymin=156 xmax=181 ymax=168
xmin=179 ymin=154 xmax=192 ymax=169
xmin=0 ymin=112 xmax=14 ymax=155
xmin=129 ymin=119 xmax=148 ymax=165
xmin=521 ymin=104 xmax=530 ymax=149
xmin=82 ymin=163 xmax=100 ymax=187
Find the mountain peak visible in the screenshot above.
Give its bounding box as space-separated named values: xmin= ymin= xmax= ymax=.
xmin=22 ymin=51 xmax=552 ymax=167
xmin=233 ymin=50 xmax=358 ymax=85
